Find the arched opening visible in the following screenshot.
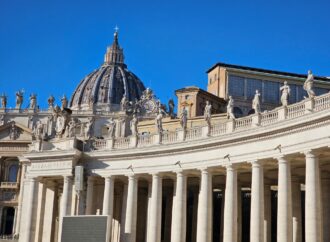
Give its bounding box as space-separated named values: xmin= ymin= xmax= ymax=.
xmin=0 ymin=207 xmax=15 ymax=236
xmin=8 ymin=165 xmax=18 ymax=182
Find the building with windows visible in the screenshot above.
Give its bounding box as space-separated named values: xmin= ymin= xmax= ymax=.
xmin=0 ymin=31 xmax=330 ymax=242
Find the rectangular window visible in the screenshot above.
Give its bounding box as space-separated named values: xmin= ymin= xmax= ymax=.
xmin=288 ymin=84 xmax=297 ymax=104
xmin=297 ymin=85 xmax=305 ymax=101
xmin=228 ymin=75 xmax=245 ymax=97
xmin=315 ymin=87 xmax=328 ymax=96
xmin=246 ymin=78 xmax=262 ymax=99
xmin=263 ymin=81 xmax=280 ymax=104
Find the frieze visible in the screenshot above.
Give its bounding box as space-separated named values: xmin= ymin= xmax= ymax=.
xmin=31 ymin=160 xmax=72 ymax=170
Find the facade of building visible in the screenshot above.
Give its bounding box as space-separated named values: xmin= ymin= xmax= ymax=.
xmin=0 ymin=31 xmax=330 ymax=242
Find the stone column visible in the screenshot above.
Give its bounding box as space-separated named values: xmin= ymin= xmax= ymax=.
xmin=124 ymin=175 xmax=138 ymax=242
xmin=102 ymin=176 xmax=114 ymax=242
xmin=292 ymin=178 xmax=302 ymax=242
xmin=264 ymin=184 xmax=272 ymax=242
xmin=15 ymin=163 xmax=27 ymax=235
xmin=21 ymin=177 xmax=37 ymax=242
xmin=171 ymin=171 xmax=187 ymax=242
xmin=196 ymin=168 xmax=213 ymax=242
xmin=305 ymin=151 xmax=322 ymax=242
xmin=58 ymin=176 xmax=72 ymax=241
xmin=147 ymin=173 xmax=162 ymax=242
xmin=86 ymin=177 xmax=95 ymax=215
xmin=277 ymin=157 xmax=292 ymax=242
xmin=250 ymin=160 xmax=264 ymax=242
xmin=223 ymin=164 xmax=237 ymax=242
xmin=322 ymin=175 xmax=330 ymax=242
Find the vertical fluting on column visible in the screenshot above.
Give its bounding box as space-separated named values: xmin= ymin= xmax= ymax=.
xmin=264 ymin=184 xmax=271 ymax=242
xmin=86 ymin=176 xmax=95 ymax=215
xmin=58 ymin=175 xmax=72 ymax=241
xmin=15 ymin=163 xmax=27 ymax=236
xmin=102 ymin=176 xmax=114 ymax=242
xmin=171 ymin=171 xmax=187 ymax=242
xmin=223 ymin=164 xmax=237 ymax=242
xmin=322 ymin=175 xmax=330 ymax=242
xmin=250 ymin=160 xmax=264 ymax=242
xmin=291 ymin=178 xmax=302 ymax=242
xmin=147 ymin=173 xmax=162 ymax=242
xmin=305 ymin=151 xmax=322 ymax=242
xmin=124 ymin=175 xmax=138 ymax=242
xmin=21 ymin=177 xmax=37 ymax=242
xmin=196 ymin=168 xmax=212 ymax=242
xmin=277 ymin=157 xmax=292 ymax=242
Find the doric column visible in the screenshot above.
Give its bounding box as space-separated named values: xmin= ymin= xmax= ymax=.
xmin=124 ymin=175 xmax=138 ymax=242
xmin=292 ymin=178 xmax=302 ymax=242
xmin=171 ymin=171 xmax=187 ymax=242
xmin=58 ymin=176 xmax=72 ymax=241
xmin=250 ymin=160 xmax=264 ymax=242
xmin=102 ymin=176 xmax=114 ymax=242
xmin=147 ymin=173 xmax=162 ymax=242
xmin=305 ymin=151 xmax=322 ymax=242
xmin=264 ymin=184 xmax=272 ymax=242
xmin=15 ymin=163 xmax=27 ymax=235
xmin=85 ymin=176 xmax=95 ymax=215
xmin=21 ymin=177 xmax=37 ymax=242
xmin=196 ymin=168 xmax=213 ymax=242
xmin=223 ymin=164 xmax=237 ymax=242
xmin=277 ymin=157 xmax=292 ymax=242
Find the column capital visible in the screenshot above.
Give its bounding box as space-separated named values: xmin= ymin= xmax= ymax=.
xmin=275 ymin=155 xmax=289 ymax=164
xmin=303 ymin=149 xmax=317 ymax=159
xmin=224 ymin=163 xmax=238 ymax=171
xmin=250 ymin=160 xmax=264 ymax=167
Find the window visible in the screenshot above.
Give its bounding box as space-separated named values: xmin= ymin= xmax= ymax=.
xmin=233 ymin=107 xmax=243 ymax=118
xmin=246 ymin=78 xmax=262 ymax=99
xmin=288 ymin=84 xmax=297 ymax=104
xmin=315 ymin=87 xmax=328 ymax=96
xmin=297 ymin=85 xmax=305 ymax=101
xmin=228 ymin=75 xmax=245 ymax=97
xmin=263 ymin=81 xmax=280 ymax=104
xmin=8 ymin=165 xmax=18 ymax=182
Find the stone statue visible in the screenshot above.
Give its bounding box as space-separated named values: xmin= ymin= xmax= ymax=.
xmin=120 ymin=96 xmax=128 ymax=111
xmin=107 ymin=118 xmax=116 ymax=138
xmin=227 ymin=96 xmax=235 ymax=119
xmin=61 ymin=95 xmax=68 ymax=109
xmin=168 ymin=98 xmax=175 ymax=118
xmin=0 ymin=115 xmax=4 ymax=126
xmin=280 ymin=81 xmax=291 ymax=107
xmin=29 ymin=94 xmax=37 ymax=109
xmin=9 ymin=122 xmax=19 ymax=140
xmin=67 ymin=120 xmax=76 ymax=138
xmin=85 ymin=118 xmax=94 ymax=139
xmin=155 ymin=109 xmax=163 ymax=134
xmin=48 ymin=95 xmax=55 ymax=109
xmin=0 ymin=94 xmax=7 ymax=108
xmin=204 ymin=101 xmax=212 ymax=128
xmin=130 ymin=114 xmax=138 ymax=136
xmin=180 ymin=107 xmax=188 ymax=130
xmin=55 ymin=108 xmax=71 ymax=138
xmin=34 ymin=121 xmax=44 ymax=140
xmin=304 ymin=70 xmax=315 ymax=98
xmin=252 ymin=90 xmax=261 ymax=114
xmin=15 ymin=90 xmax=24 ymax=109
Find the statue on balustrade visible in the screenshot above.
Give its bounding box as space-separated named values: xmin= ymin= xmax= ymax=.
xmin=280 ymin=81 xmax=291 ymax=107
xmin=85 ymin=117 xmax=94 ymax=140
xmin=0 ymin=94 xmax=7 ymax=108
xmin=180 ymin=106 xmax=188 ymax=130
xmin=130 ymin=114 xmax=138 ymax=136
xmin=107 ymin=118 xmax=116 ymax=138
xmin=29 ymin=93 xmax=37 ymax=110
xmin=61 ymin=95 xmax=68 ymax=109
xmin=48 ymin=95 xmax=55 ymax=110
xmin=34 ymin=121 xmax=44 ymax=140
xmin=155 ymin=109 xmax=164 ymax=134
xmin=168 ymin=98 xmax=175 ymax=118
xmin=304 ymin=70 xmax=316 ymax=98
xmin=204 ymin=100 xmax=212 ymax=128
xmin=226 ymin=96 xmax=235 ymax=119
xmin=54 ymin=107 xmax=71 ymax=138
xmin=252 ymin=90 xmax=261 ymax=114
xmin=15 ymin=90 xmax=24 ymax=109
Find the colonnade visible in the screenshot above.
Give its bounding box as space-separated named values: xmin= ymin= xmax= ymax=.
xmin=20 ymin=150 xmax=328 ymax=242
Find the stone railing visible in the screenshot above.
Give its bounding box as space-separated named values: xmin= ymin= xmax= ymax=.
xmin=0 ymin=182 xmax=18 ymax=189
xmin=91 ymin=93 xmax=330 ymax=151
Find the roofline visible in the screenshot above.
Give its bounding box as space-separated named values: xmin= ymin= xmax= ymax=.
xmin=206 ymin=62 xmax=330 ymax=82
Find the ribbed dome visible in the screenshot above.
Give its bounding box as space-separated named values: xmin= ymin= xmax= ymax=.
xmin=70 ymin=31 xmax=146 ymax=111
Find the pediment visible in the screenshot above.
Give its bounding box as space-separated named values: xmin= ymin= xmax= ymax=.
xmin=0 ymin=121 xmax=33 ymax=142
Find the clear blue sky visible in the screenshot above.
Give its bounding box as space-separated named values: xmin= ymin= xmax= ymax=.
xmin=0 ymin=0 xmax=329 ymax=108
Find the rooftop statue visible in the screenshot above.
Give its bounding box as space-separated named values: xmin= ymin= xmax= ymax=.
xmin=304 ymin=70 xmax=316 ymax=98
xmin=61 ymin=95 xmax=68 ymax=109
xmin=168 ymin=98 xmax=175 ymax=118
xmin=0 ymin=94 xmax=7 ymax=109
xmin=48 ymin=95 xmax=55 ymax=110
xmin=252 ymin=90 xmax=261 ymax=114
xmin=180 ymin=106 xmax=188 ymax=130
xmin=34 ymin=121 xmax=44 ymax=140
xmin=280 ymin=81 xmax=291 ymax=107
xmin=155 ymin=109 xmax=164 ymax=134
xmin=227 ymin=96 xmax=235 ymax=119
xmin=15 ymin=90 xmax=24 ymax=109
xmin=85 ymin=117 xmax=94 ymax=140
xmin=204 ymin=100 xmax=212 ymax=128
xmin=67 ymin=119 xmax=76 ymax=138
xmin=29 ymin=93 xmax=37 ymax=110
xmin=107 ymin=118 xmax=116 ymax=138
xmin=130 ymin=114 xmax=138 ymax=136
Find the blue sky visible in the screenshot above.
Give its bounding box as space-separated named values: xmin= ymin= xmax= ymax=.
xmin=0 ymin=0 xmax=329 ymax=108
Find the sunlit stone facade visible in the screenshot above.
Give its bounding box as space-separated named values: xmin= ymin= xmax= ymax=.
xmin=0 ymin=32 xmax=330 ymax=242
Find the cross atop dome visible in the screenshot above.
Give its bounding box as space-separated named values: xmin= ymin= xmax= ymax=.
xmin=104 ymin=26 xmax=124 ymax=65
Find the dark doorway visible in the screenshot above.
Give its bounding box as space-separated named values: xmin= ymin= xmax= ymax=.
xmin=0 ymin=207 xmax=15 ymax=235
